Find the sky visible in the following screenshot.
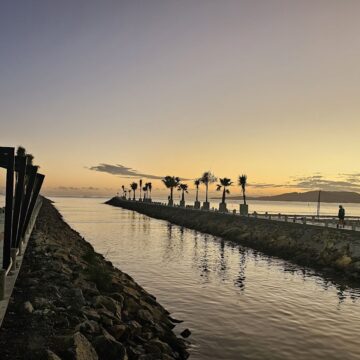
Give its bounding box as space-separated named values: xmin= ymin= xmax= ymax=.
xmin=1 ymin=0 xmax=360 ymax=198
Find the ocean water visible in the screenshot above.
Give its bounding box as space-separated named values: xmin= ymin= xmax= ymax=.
xmin=51 ymin=196 xmax=360 ymax=360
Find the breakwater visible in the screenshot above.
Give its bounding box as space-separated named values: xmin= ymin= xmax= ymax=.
xmin=0 ymin=198 xmax=188 ymax=360
xmin=107 ymin=197 xmax=360 ymax=281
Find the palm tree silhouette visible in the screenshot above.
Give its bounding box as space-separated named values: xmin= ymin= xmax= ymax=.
xmin=139 ymin=179 xmax=143 ymax=200
xmin=147 ymin=182 xmax=152 ymax=201
xmin=130 ymin=182 xmax=138 ymax=200
xmin=200 ymin=171 xmax=217 ymax=210
xmin=121 ymin=185 xmax=125 ymax=198
xmin=216 ymin=178 xmax=233 ymax=212
xmin=238 ymin=175 xmax=247 ymax=205
xmin=142 ymin=185 xmax=148 ymax=201
xmin=178 ymin=183 xmax=188 ymax=207
xmin=194 ymin=179 xmax=201 ymax=208
xmin=238 ymin=174 xmax=248 ymax=215
xmin=162 ymin=176 xmax=180 ymax=206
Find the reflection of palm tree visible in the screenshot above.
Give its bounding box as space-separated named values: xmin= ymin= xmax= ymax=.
xmin=200 ymin=234 xmax=210 ymax=282
xmin=178 ymin=183 xmax=188 ymax=207
xmin=130 ymin=182 xmax=138 ymax=200
xmin=162 ymin=176 xmax=180 ymax=206
xmin=234 ymin=248 xmax=247 ymax=292
xmin=219 ymin=239 xmax=227 ymax=276
xmin=200 ymin=171 xmax=217 ymax=207
xmin=216 ymin=178 xmax=233 ymax=211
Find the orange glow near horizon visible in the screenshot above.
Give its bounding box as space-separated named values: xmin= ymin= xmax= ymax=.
xmin=1 ymin=1 xmax=359 ymax=197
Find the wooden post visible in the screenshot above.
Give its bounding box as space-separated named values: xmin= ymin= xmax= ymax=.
xmin=0 ymin=147 xmax=15 ymax=270
xmin=18 ymin=165 xmax=38 ymax=242
xmin=12 ymin=156 xmax=26 ymax=248
xmin=22 ymin=174 xmax=45 ymax=235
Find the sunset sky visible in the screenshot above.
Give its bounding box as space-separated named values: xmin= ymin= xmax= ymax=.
xmin=1 ymin=0 xmax=360 ymax=197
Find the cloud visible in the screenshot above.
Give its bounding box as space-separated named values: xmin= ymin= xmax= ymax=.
xmin=88 ymin=163 xmax=189 ymax=180
xmin=249 ymin=183 xmax=286 ymax=189
xmin=88 ymin=163 xmax=164 ymax=179
xmin=250 ymin=173 xmax=360 ymax=192
xmin=57 ymin=186 xmax=100 ymax=191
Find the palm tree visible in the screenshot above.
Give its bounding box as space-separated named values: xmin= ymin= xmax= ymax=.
xmin=162 ymin=176 xmax=180 ymax=206
xmin=178 ymin=183 xmax=188 ymax=207
xmin=216 ymin=178 xmax=233 ymax=212
xmin=130 ymin=182 xmax=138 ymax=200
xmin=200 ymin=171 xmax=217 ymax=210
xmin=139 ymin=179 xmax=143 ymax=200
xmin=238 ymin=175 xmax=247 ymax=205
xmin=142 ymin=185 xmax=148 ymax=200
xmin=238 ymin=174 xmax=248 ymax=215
xmin=121 ymin=185 xmax=125 ymax=198
xmin=147 ymin=182 xmax=152 ymax=201
xmin=194 ymin=179 xmax=201 ymax=208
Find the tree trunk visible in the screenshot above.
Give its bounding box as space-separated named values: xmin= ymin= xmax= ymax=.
xmin=182 ymin=190 xmax=185 ymax=202
xmin=205 ymin=183 xmax=208 ymax=202
xmin=222 ymin=187 xmax=226 ymax=203
xmin=170 ymin=187 xmax=173 ymax=200
xmin=196 ymin=187 xmax=199 ymax=202
xmin=242 ymin=189 xmax=246 ymax=205
xmin=133 ymin=190 xmax=136 ymax=201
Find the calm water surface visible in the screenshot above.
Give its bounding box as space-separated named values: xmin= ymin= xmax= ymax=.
xmin=51 ymin=197 xmax=360 ymax=360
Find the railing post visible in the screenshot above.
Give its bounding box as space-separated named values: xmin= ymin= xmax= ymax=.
xmin=22 ymin=174 xmax=45 ymax=235
xmin=10 ymin=248 xmax=17 ymax=272
xmin=0 ymin=269 xmax=6 ymax=300
xmin=18 ymin=164 xmax=38 ymax=246
xmin=12 ymin=156 xmax=26 ymax=249
xmin=1 ymin=147 xmax=15 ymax=270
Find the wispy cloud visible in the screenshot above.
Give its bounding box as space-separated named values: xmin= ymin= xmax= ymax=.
xmin=88 ymin=163 xmax=192 ymax=180
xmin=250 ymin=173 xmax=360 ymax=192
xmin=57 ymin=186 xmax=100 ymax=191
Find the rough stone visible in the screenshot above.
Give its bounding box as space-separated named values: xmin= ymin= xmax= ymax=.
xmin=93 ymin=331 xmax=127 ymax=360
xmin=72 ymin=332 xmax=98 ymax=360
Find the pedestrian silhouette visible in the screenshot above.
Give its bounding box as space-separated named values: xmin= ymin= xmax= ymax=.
xmin=337 ymin=205 xmax=345 ymax=228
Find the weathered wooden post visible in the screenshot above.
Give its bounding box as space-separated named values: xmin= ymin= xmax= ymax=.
xmin=23 ymin=174 xmax=45 ymax=236
xmin=12 ymin=155 xmax=26 ymax=249
xmin=17 ymin=164 xmax=38 ymax=248
xmin=0 ymin=147 xmax=15 ymax=271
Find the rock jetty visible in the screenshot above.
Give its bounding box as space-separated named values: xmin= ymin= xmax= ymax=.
xmin=0 ymin=198 xmax=189 ymax=360
xmin=107 ymin=197 xmax=360 ymax=282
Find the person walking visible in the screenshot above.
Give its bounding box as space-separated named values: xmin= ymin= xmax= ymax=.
xmin=338 ymin=205 xmax=345 ymax=228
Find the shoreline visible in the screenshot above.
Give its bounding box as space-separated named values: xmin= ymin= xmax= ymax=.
xmin=106 ymin=197 xmax=360 ymax=284
xmin=0 ymin=198 xmax=189 ymax=360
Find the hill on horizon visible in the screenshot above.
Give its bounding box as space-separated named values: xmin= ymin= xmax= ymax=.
xmin=216 ymin=190 xmax=360 ymax=203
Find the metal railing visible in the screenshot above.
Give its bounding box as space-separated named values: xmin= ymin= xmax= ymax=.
xmin=115 ymin=196 xmax=360 ymax=232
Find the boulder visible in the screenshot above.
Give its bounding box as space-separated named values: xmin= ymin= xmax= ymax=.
xmin=93 ymin=331 xmax=127 ymax=360
xmin=72 ymin=332 xmax=98 ymax=360
xmin=23 ymin=301 xmax=34 ymax=314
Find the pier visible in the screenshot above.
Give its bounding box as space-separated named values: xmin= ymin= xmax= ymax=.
xmin=107 ymin=197 xmax=360 ymax=280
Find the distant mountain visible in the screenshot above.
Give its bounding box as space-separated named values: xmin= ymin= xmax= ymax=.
xmin=213 ymin=191 xmax=360 ymax=203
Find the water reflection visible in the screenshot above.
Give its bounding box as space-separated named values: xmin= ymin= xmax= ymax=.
xmin=234 ymin=248 xmax=247 ymax=292
xmin=52 ymin=197 xmax=360 ymax=360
